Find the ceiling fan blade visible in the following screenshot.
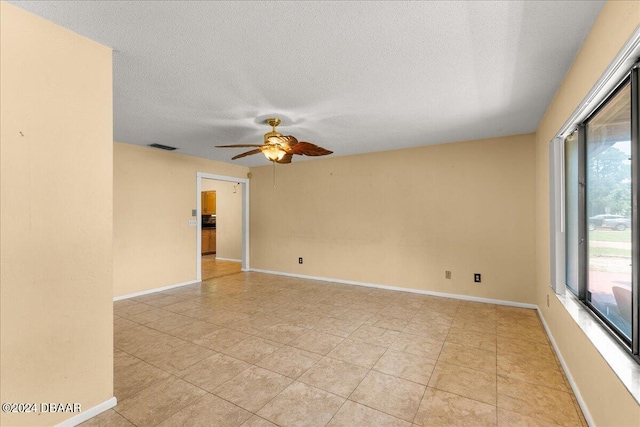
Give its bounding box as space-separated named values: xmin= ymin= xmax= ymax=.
xmin=216 ymin=144 xmax=265 ymax=148
xmin=275 ymin=153 xmax=293 ymax=164
xmin=231 ymin=148 xmax=264 ymax=160
xmin=291 ymin=141 xmax=333 ymax=156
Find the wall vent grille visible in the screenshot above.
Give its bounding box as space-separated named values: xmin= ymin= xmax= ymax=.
xmin=147 ymin=143 xmax=177 ymax=151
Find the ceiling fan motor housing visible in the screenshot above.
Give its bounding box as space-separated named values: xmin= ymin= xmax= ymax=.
xmin=264 ymin=118 xmax=282 ymax=143
xmin=264 ymin=130 xmax=282 ymax=144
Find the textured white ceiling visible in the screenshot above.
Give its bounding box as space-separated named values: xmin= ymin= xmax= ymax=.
xmin=11 ymin=1 xmax=605 ymax=167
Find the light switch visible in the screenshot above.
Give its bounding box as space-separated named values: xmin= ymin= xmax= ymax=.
xmin=188 ymin=219 xmax=197 ymax=227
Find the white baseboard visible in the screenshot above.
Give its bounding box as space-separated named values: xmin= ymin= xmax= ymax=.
xmin=537 ymin=309 xmax=594 ymax=427
xmin=215 ymin=257 xmax=242 ymax=262
xmin=249 ymin=268 xmax=537 ymax=309
xmin=113 ymin=280 xmax=200 ymax=301
xmin=55 ymin=396 xmax=117 ymax=427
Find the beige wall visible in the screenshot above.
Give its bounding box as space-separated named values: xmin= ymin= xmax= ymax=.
xmin=201 ymin=179 xmax=243 ymax=260
xmin=250 ymin=134 xmax=536 ymax=304
xmin=535 ymin=1 xmax=640 ymax=425
xmin=0 ymin=3 xmax=114 ymax=426
xmin=114 ymin=142 xmax=248 ymax=297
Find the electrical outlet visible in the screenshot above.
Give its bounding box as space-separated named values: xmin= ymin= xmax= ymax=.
xmin=445 ymin=271 xmax=451 ymax=279
xmin=474 ymin=273 xmax=481 ymax=283
xmin=298 ymin=257 xmax=303 ymax=264
xmin=547 ymin=294 xmax=550 ymax=307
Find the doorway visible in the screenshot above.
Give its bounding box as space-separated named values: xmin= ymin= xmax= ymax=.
xmin=196 ymin=172 xmax=249 ymax=281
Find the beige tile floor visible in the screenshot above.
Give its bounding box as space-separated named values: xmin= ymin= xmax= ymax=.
xmin=202 ymin=256 xmax=242 ymax=280
xmin=83 ymin=271 xmax=588 ymax=427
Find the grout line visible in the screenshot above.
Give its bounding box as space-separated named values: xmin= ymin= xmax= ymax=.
xmin=323 ymin=397 xmax=348 ymax=426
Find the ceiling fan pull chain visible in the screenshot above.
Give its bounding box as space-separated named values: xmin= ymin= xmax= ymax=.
xmin=272 ymin=160 xmax=276 ymax=187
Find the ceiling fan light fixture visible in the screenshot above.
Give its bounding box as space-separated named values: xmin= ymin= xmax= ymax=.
xmin=263 ymin=145 xmax=286 ymax=161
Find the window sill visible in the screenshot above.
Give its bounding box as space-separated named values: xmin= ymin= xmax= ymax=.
xmin=557 ymin=290 xmax=640 ymax=404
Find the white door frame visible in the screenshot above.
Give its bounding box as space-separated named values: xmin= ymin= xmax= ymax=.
xmin=196 ymin=172 xmax=250 ymax=281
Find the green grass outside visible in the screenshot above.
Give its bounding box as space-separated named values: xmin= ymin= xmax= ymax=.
xmin=589 ymin=229 xmax=631 ymax=243
xmin=589 ymin=247 xmax=631 ymax=257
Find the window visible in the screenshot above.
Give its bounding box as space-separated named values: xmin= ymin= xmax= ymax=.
xmin=564 ymin=67 xmax=639 ymax=358
xmin=565 ymin=131 xmax=579 ymax=295
xmin=585 ymin=81 xmax=632 ymax=341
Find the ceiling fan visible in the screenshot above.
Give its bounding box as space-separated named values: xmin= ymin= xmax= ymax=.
xmin=216 ymin=118 xmax=333 ymax=164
